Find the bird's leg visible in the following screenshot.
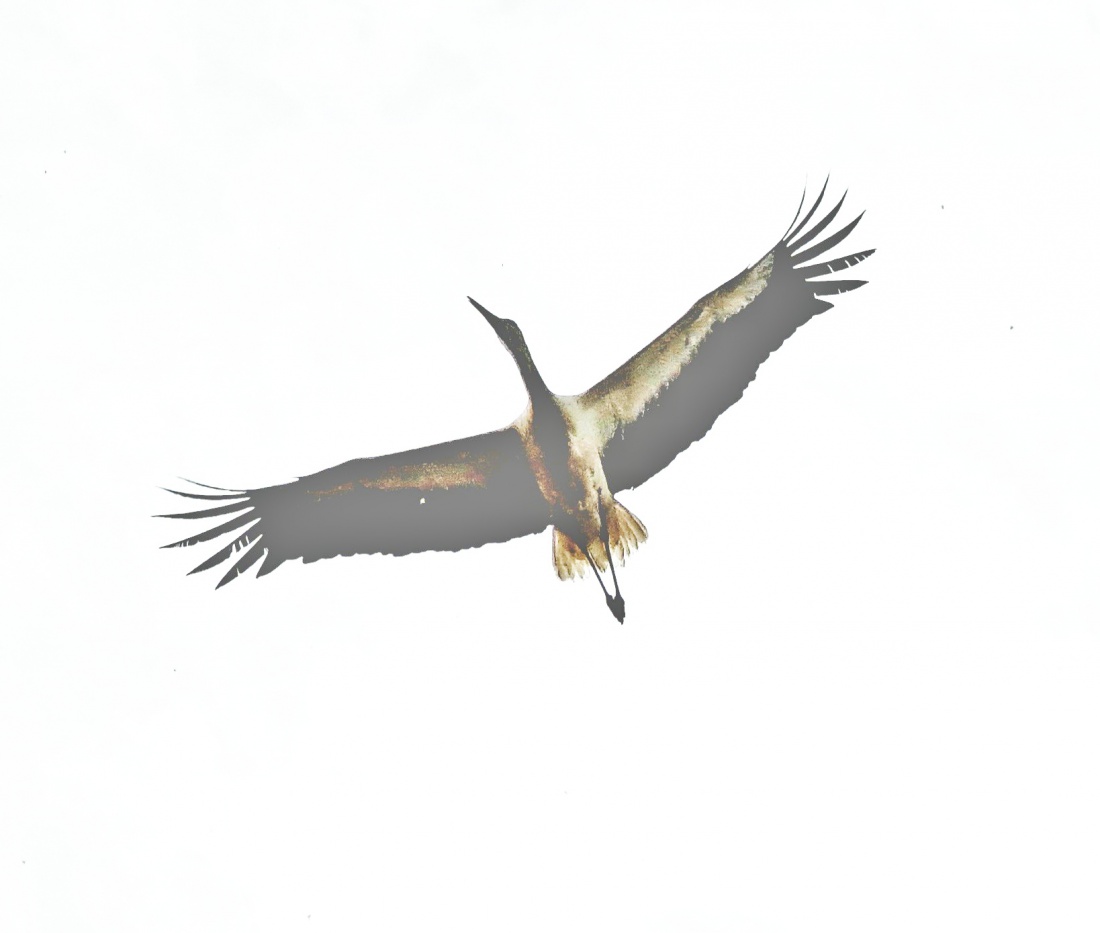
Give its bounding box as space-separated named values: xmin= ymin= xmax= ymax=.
xmin=581 ymin=547 xmax=626 ymax=624
xmin=598 ymin=506 xmax=626 ymax=624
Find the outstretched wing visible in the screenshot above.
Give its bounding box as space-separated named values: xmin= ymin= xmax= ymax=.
xmin=580 ymin=181 xmax=874 ymax=493
xmin=159 ymin=427 xmax=549 ymax=587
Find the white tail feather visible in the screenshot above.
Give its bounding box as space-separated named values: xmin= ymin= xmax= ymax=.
xmin=552 ymin=500 xmax=648 ymax=580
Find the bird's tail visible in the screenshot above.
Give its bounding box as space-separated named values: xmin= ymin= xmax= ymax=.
xmin=552 ymin=501 xmax=648 ymax=580
xmin=604 ymin=500 xmax=648 ymax=566
xmin=552 ymin=529 xmax=589 ymax=580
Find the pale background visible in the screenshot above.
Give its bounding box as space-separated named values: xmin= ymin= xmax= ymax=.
xmin=2 ymin=2 xmax=1098 ymax=930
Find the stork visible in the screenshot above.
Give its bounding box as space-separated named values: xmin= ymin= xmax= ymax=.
xmin=160 ymin=181 xmax=873 ymax=622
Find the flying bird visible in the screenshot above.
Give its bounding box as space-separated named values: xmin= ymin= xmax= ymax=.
xmin=161 ymin=181 xmax=873 ymax=622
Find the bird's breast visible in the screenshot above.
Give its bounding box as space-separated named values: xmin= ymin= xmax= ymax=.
xmin=516 ymin=397 xmax=610 ymax=543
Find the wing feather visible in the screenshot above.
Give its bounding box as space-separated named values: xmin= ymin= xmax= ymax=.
xmin=797 ymin=248 xmax=875 ymax=280
xmin=161 ymin=488 xmax=249 ymax=501
xmin=163 ymin=510 xmax=259 ymax=549
xmin=216 ymin=536 xmax=267 ymax=589
xmin=809 ymin=278 xmax=868 ymax=296
xmin=791 ymin=212 xmax=866 ymax=265
xmin=579 ymin=183 xmax=873 ymax=493
xmin=787 ymin=190 xmax=847 ymax=252
xmin=160 ymin=428 xmax=549 ymax=586
xmin=185 ymin=531 xmax=262 ymax=575
xmin=157 ymin=501 xmax=256 ymax=520
xmin=786 ymin=178 xmax=831 ymax=242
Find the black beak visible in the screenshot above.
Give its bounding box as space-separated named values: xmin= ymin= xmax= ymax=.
xmin=468 ymin=296 xmax=501 ymax=328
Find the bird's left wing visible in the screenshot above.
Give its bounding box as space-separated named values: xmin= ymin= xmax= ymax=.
xmin=579 ymin=183 xmax=873 ymax=493
xmin=160 ymin=427 xmax=549 ymax=587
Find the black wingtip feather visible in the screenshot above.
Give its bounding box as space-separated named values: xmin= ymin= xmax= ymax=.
xmin=781 ymin=184 xmax=809 ymax=240
xmin=186 ymin=532 xmax=259 ymax=574
xmin=811 ymin=278 xmax=868 ymax=296
xmin=215 ymin=541 xmax=267 ymax=589
xmin=162 ymin=510 xmax=258 ymax=549
xmin=255 ymin=551 xmax=286 ymax=578
xmin=161 ymin=487 xmax=249 ymax=501
xmin=177 ymin=477 xmax=245 ymax=493
xmin=797 ymin=248 xmax=876 ymax=280
xmin=791 ymin=211 xmax=865 ymax=266
xmin=786 ymin=177 xmax=830 ymax=242
xmin=156 ymin=501 xmax=253 ymax=520
xmin=787 ymin=191 xmax=847 ymax=253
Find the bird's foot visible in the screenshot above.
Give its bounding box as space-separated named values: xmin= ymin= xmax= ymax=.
xmin=606 ymin=592 xmax=626 ymax=624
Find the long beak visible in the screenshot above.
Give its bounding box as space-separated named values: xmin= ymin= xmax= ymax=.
xmin=467 ymin=296 xmax=499 ymax=326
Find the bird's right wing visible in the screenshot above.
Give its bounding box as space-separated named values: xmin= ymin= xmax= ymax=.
xmin=159 ymin=427 xmax=550 ymax=587
xmin=579 ymin=182 xmax=873 ymax=493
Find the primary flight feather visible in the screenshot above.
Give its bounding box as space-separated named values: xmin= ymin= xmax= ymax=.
xmin=161 ymin=181 xmax=873 ymax=621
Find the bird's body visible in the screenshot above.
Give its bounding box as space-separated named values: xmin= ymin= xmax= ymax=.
xmin=161 ymin=182 xmax=873 ymax=621
xmin=465 ymin=300 xmax=645 ymax=619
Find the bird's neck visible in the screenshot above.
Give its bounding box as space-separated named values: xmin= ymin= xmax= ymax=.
xmin=512 ymin=344 xmax=552 ymax=405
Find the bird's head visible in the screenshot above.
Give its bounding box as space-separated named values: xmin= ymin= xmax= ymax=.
xmin=467 ymin=296 xmax=548 ymax=398
xmin=468 ymin=296 xmax=526 ymax=353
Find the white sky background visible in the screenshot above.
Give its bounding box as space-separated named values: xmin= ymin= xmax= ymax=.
xmin=2 ymin=1 xmax=1098 ymax=930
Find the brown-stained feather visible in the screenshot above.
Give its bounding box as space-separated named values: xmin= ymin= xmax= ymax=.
xmin=579 ymin=253 xmax=775 ymax=449
xmin=306 ymin=458 xmax=492 ymax=497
